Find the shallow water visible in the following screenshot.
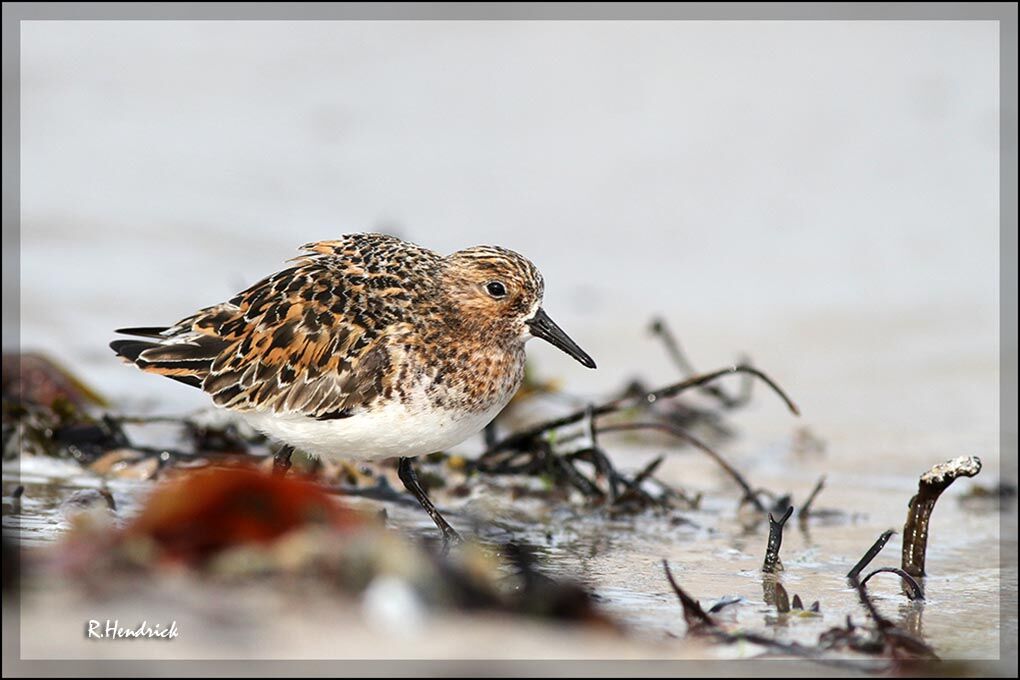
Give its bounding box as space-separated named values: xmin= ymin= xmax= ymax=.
xmin=394 ymin=433 xmax=1005 ymax=660
xmin=4 ymin=431 xmax=1007 ymax=662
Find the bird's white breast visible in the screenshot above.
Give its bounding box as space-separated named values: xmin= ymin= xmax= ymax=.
xmin=239 ymin=390 xmax=510 ymax=461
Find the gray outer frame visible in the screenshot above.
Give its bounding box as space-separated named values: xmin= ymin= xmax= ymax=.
xmin=2 ymin=2 xmax=1016 ymax=677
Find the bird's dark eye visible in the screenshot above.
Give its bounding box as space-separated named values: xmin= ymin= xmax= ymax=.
xmin=485 ymin=281 xmax=507 ymax=298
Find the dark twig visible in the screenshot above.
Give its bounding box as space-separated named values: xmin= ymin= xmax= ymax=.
xmin=847 ymin=529 xmax=896 ymax=581
xmin=649 ymin=318 xmax=754 ymax=409
xmin=612 ymin=455 xmax=665 ymax=508
xmin=548 ymin=445 xmax=603 ymax=499
xmin=626 ymin=454 xmax=664 ymax=489
xmin=848 ymin=574 xmax=938 ymax=662
xmin=575 ymin=404 xmax=621 ymax=502
xmin=848 ymin=574 xmax=894 ymax=632
xmin=843 ymin=537 xmax=937 ymax=659
xmin=762 ymin=506 xmax=794 ymax=573
xmin=860 ymin=568 xmax=924 ymax=601
xmin=772 ymin=580 xmax=791 ymax=612
xmin=902 ymin=456 xmax=982 ymax=578
xmin=706 ymin=596 xmax=744 ymax=614
xmin=486 ymin=364 xmax=800 ymax=454
xmin=472 ymin=448 xmax=544 ymax=476
xmin=647 ymin=476 xmax=702 ymax=509
xmin=798 ymin=475 xmax=826 ymax=521
xmin=566 ymin=447 xmax=621 ymax=503
xmin=597 ymin=421 xmax=765 ymax=512
xmin=590 ymin=447 xmax=622 ymax=503
xmin=662 ymin=560 xmax=715 ymax=630
xmin=649 ymin=318 xmax=698 ymax=376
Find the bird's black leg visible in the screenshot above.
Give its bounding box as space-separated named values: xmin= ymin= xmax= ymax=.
xmin=397 ymin=456 xmax=462 ymax=548
xmin=273 ymin=445 xmax=294 ymax=476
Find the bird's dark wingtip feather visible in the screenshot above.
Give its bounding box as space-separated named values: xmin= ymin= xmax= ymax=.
xmin=114 ymin=326 xmax=170 ymax=338
xmin=109 ymin=339 xmax=155 ymax=362
xmin=166 ymin=374 xmax=204 ymax=388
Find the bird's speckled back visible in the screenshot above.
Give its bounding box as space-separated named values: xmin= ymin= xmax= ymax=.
xmin=110 ymin=233 xmax=544 ymax=420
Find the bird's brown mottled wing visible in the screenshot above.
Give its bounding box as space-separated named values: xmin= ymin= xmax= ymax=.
xmin=111 ymin=234 xmax=438 ymax=419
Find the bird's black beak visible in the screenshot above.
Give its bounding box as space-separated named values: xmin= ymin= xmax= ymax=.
xmin=527 ymin=308 xmax=597 ymax=369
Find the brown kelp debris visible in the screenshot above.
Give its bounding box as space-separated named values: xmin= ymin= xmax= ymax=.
xmin=789 ymin=591 xmax=821 ymax=614
xmin=762 ymin=505 xmax=794 ymax=573
xmin=817 ymin=610 xmax=937 ymax=662
xmin=4 ymin=397 xmax=130 ymax=463
xmin=487 ymin=365 xmax=798 ymax=456
xmin=4 ymin=398 xmax=259 ymax=478
xmin=5 ymin=397 xmax=267 ymax=481
xmin=182 ymin=419 xmax=254 ymax=456
xmin=46 ymin=465 xmax=613 ymax=628
xmin=2 ymin=352 xmax=108 ymax=410
xmin=470 ymin=429 xmax=700 ymax=516
xmin=833 ymin=576 xmax=937 ymax=660
xmin=847 ymin=529 xmax=895 ymax=581
xmin=663 ymin=561 xmax=867 ymax=668
xmin=844 ymin=530 xmax=926 ymax=603
xmin=760 ymin=506 xmax=822 ymax=619
xmin=662 ymin=471 xmax=960 ymax=666
xmin=665 ymin=551 xmax=934 ymax=666
xmin=2 ymin=380 xmax=132 ymax=463
xmin=766 ymin=581 xmax=820 ymax=616
xmin=901 ymin=456 xmax=982 ymax=578
xmin=824 ymin=530 xmax=934 ymax=659
xmin=662 ymin=560 xmax=716 ymax=634
xmin=475 ymin=324 xmax=799 ymax=514
xmin=3 ymin=350 xmax=271 ymax=469
xmin=806 ymin=461 xmax=994 ymax=662
xmin=52 ymin=465 xmax=362 ymax=570
xmin=2 ymin=354 xmax=108 ymax=460
xmin=764 ymin=576 xmax=789 ymax=612
xmin=124 ymin=466 xmax=360 ymax=563
xmin=847 ymin=530 xmax=924 ymax=601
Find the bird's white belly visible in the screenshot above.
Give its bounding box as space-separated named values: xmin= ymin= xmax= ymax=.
xmin=240 ymin=398 xmax=506 ymax=461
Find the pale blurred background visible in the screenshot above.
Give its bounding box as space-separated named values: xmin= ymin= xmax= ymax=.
xmin=16 ymin=20 xmax=1001 ymax=467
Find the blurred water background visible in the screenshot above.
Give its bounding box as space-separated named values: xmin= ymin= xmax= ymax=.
xmin=16 ymin=19 xmax=998 ymax=402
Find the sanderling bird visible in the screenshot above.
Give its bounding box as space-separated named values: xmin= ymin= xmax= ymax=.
xmin=111 ymin=232 xmax=595 ymax=545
